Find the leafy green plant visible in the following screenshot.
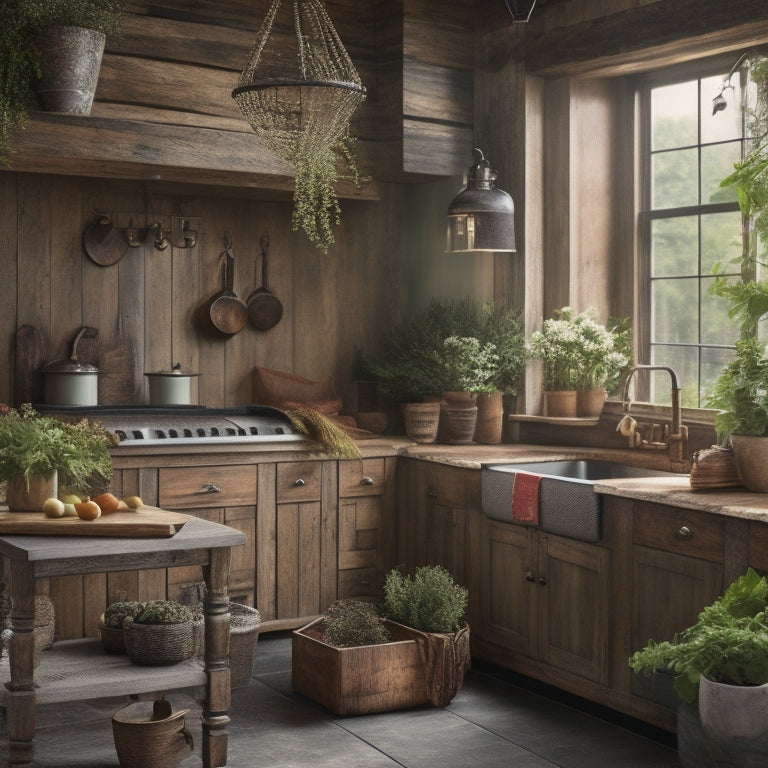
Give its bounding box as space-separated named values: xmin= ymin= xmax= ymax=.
xmin=0 ymin=403 xmax=115 ymax=495
xmin=358 ymin=298 xmax=525 ymax=402
xmin=629 ymin=568 xmax=768 ymax=704
xmin=101 ymin=601 xmax=145 ymax=629
xmin=323 ymin=599 xmax=390 ymax=647
xmin=0 ymin=0 xmax=39 ymax=166
xmin=527 ymin=307 xmax=629 ymax=392
xmin=442 ymin=336 xmax=499 ymax=393
xmin=23 ymin=0 xmax=126 ymax=36
xmin=383 ymin=565 xmax=468 ymax=633
xmin=126 ymin=600 xmax=194 ymax=626
xmin=705 ymin=336 xmax=768 ymax=441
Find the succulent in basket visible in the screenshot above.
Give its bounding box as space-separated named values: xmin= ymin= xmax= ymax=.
xmin=101 ymin=601 xmax=145 ymax=629
xmin=123 ymin=600 xmax=194 ymax=627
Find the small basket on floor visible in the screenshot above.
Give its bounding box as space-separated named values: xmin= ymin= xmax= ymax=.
xmin=229 ymin=602 xmax=262 ymax=687
xmin=112 ymin=700 xmax=193 ymax=768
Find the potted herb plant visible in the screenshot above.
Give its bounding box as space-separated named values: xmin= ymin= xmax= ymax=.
xmin=706 ymin=55 xmax=768 ymax=492
xmin=629 ymin=568 xmax=768 ymax=764
xmin=99 ymin=600 xmax=145 ymax=654
xmin=382 ymin=564 xmax=470 ymax=707
xmin=0 ymin=403 xmax=114 ymax=510
xmin=527 ymin=307 xmax=629 ymax=418
xmin=292 ymin=599 xmax=432 ymax=716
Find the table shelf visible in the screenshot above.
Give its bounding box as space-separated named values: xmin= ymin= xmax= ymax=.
xmin=0 ymin=639 xmax=206 ymax=706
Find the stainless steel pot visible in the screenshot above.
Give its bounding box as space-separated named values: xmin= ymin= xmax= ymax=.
xmin=145 ymin=365 xmax=201 ymax=405
xmin=42 ymin=359 xmax=99 ymax=406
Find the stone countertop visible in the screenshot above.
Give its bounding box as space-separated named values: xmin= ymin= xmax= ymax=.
xmin=594 ymin=476 xmax=768 ymax=522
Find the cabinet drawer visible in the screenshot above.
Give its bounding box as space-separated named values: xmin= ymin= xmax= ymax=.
xmin=339 ymin=458 xmax=385 ymax=497
xmin=633 ymin=503 xmax=724 ymax=563
xmin=158 ymin=466 xmax=256 ymax=509
xmin=276 ymin=461 xmax=322 ymax=503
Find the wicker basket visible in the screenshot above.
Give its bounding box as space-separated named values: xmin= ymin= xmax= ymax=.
xmin=124 ymin=621 xmax=194 ymax=666
xmin=0 ymin=589 xmax=55 ymax=665
xmin=690 ymin=445 xmax=742 ymax=490
xmin=112 ymin=701 xmax=193 ymax=768
xmin=229 ymin=603 xmax=262 ymax=687
xmin=99 ymin=623 xmax=126 ymax=654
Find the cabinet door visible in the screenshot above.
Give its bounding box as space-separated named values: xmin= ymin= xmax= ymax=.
xmin=632 ymin=545 xmax=723 ymax=654
xmin=537 ymin=534 xmax=610 ymax=685
xmin=479 ymin=517 xmax=537 ymax=657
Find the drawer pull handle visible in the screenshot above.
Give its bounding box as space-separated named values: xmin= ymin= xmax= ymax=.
xmin=525 ymin=569 xmax=535 ymax=583
xmin=199 ymin=483 xmax=221 ymax=494
xmin=360 ymin=476 xmax=374 ymax=486
xmin=676 ymin=525 xmax=692 ymax=539
xmin=538 ymin=576 xmax=547 ymax=586
xmin=427 ymin=489 xmax=438 ymax=498
xmin=293 ymin=478 xmax=306 ymax=487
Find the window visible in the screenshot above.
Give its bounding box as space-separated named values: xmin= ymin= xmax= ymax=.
xmin=639 ymin=61 xmax=752 ymax=406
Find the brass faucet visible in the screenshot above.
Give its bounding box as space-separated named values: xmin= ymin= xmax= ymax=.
xmin=617 ymin=365 xmax=689 ymax=472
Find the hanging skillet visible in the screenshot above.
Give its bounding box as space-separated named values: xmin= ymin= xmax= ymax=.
xmin=208 ymin=232 xmax=247 ymax=336
xmin=246 ymin=232 xmax=283 ymax=331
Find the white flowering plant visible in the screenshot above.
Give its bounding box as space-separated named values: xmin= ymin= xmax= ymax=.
xmin=527 ymin=307 xmax=629 ymax=392
xmin=442 ymin=336 xmax=500 ymax=394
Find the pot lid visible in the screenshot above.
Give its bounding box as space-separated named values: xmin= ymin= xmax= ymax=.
xmin=42 ymin=359 xmax=98 ymax=374
xmin=144 ymin=363 xmax=201 ymax=377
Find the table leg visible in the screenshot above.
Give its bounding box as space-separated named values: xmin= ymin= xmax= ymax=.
xmin=6 ymin=561 xmax=37 ymax=767
xmin=202 ymin=547 xmax=232 ymax=768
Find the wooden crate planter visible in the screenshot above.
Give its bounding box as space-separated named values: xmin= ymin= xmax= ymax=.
xmin=292 ymin=619 xmax=431 ymax=716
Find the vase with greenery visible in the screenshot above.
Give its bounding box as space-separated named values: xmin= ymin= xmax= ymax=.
xmin=382 ymin=564 xmax=470 ymax=707
xmin=0 ymin=403 xmax=115 ymax=509
xmin=706 ymin=54 xmax=768 ymax=490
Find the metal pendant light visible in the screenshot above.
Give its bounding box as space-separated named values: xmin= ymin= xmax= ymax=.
xmin=446 ymin=149 xmax=516 ymax=253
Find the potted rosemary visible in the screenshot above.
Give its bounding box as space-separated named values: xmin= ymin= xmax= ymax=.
xmin=0 ymin=403 xmax=114 ymax=510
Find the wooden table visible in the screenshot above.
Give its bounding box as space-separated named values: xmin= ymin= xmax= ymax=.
xmin=0 ymin=515 xmax=246 ymax=768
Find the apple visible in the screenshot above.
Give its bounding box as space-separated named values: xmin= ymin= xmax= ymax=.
xmin=62 ymin=503 xmax=78 ymax=517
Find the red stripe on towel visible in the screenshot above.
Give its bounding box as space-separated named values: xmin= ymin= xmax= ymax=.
xmin=511 ymin=472 xmax=541 ymax=524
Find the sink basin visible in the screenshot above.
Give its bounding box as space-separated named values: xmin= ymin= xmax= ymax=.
xmin=481 ymin=460 xmax=681 ymax=542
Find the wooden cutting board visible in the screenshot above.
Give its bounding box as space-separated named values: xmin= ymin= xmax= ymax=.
xmin=0 ymin=506 xmax=189 ymax=538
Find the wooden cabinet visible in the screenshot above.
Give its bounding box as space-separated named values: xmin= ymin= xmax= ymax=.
xmin=337 ymin=457 xmax=397 ymax=600
xmin=631 ymin=502 xmax=724 ymax=657
xmin=479 ymin=516 xmax=610 ymax=686
xmin=396 ymin=459 xmax=477 ymax=587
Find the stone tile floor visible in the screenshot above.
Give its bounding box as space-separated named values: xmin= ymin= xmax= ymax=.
xmin=0 ymin=633 xmax=680 ymax=767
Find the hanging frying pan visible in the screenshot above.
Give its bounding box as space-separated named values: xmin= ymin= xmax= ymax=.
xmin=208 ymin=232 xmax=247 ymax=336
xmin=246 ymin=232 xmax=283 ymax=331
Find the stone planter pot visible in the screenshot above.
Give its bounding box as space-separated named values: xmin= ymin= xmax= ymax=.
xmin=35 ymin=26 xmax=106 ymax=115
xmin=730 ymin=434 xmax=768 ymax=492
xmin=699 ymin=675 xmax=768 ymax=742
xmin=5 ymin=471 xmax=58 ymax=512
xmin=542 ymin=390 xmax=578 ymax=418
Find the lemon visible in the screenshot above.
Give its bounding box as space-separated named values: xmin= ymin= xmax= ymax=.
xmin=124 ymin=496 xmax=144 ymax=509
xmin=61 ymin=493 xmax=82 ymax=505
xmin=62 ymin=503 xmax=78 ymax=517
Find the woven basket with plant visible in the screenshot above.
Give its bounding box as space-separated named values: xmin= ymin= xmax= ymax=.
xmin=123 ymin=600 xmax=194 ymax=666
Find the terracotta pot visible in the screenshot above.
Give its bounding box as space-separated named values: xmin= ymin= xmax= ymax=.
xmin=731 ymin=434 xmax=768 ymax=492
xmin=577 ymin=386 xmax=607 ymax=418
xmin=474 ymin=391 xmax=504 ymax=444
xmin=401 ymin=402 xmax=440 ymax=444
xmin=543 ymin=390 xmax=578 ymax=418
xmin=5 ymin=471 xmax=58 ymax=512
xmin=443 ymin=406 xmax=478 ymax=445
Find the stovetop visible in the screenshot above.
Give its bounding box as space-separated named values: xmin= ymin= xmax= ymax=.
xmin=37 ymin=404 xmax=305 ymax=446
